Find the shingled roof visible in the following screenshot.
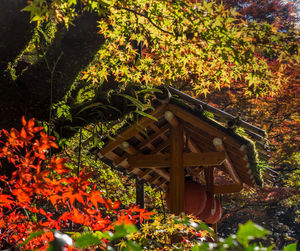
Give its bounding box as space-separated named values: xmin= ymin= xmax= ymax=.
xmin=98 ymin=86 xmax=272 ymax=193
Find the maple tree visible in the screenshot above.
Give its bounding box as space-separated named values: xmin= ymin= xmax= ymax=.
xmin=0 ymin=117 xmax=153 ymax=250
xmin=188 ymin=0 xmax=300 ymax=176
xmin=0 ymin=1 xmax=299 ymax=248
xmin=0 ymin=0 xmax=298 ymax=139
xmin=221 ymin=0 xmax=297 ymax=28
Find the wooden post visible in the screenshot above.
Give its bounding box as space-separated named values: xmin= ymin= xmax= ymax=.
xmin=204 ymin=167 xmax=218 ymax=236
xmin=204 ymin=167 xmax=214 ymax=194
xmin=169 ymin=123 xmax=184 ymax=215
xmin=136 ymin=178 xmax=145 ymax=209
xmin=135 ymin=178 xmax=144 ymax=229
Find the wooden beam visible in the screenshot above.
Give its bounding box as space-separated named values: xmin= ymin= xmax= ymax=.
xmin=212 ymin=183 xmax=243 ymax=194
xmin=99 ymin=104 xmax=167 ymax=156
xmin=138 ymin=169 xmax=153 ymax=179
xmin=152 ymin=139 xmax=169 ymax=153
xmin=185 ymin=133 xmax=206 ymax=183
xmin=150 ymin=168 xmax=170 ymax=181
xmin=148 ymin=174 xmax=160 ymax=184
xmin=213 ymin=138 xmax=242 ymax=185
xmin=155 ymin=179 xmax=167 ymax=188
xmin=121 ymin=141 xmax=138 ymax=155
xmin=117 ymin=142 xmax=170 ymax=181
xmin=127 ymin=152 xmax=225 ymax=168
xmin=128 ymin=154 xmax=169 ymax=168
xmin=136 ymin=178 xmax=145 ymax=208
xmin=167 ymin=86 xmax=266 ymax=137
xmin=138 ymin=123 xmax=169 ymax=149
xmin=149 ymin=124 xmax=169 ymax=141
xmin=113 ymin=126 xmax=170 ymax=167
xmin=168 ymin=104 xmax=242 ymax=149
xmin=169 ymin=124 xmax=184 ymax=215
xmin=184 ymin=152 xmax=225 ymax=167
xmin=205 ymin=167 xmax=214 ymax=194
xmin=164 ymin=110 xmax=179 ymax=127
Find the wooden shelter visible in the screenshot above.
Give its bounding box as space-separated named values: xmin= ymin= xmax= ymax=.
xmin=98 ymin=87 xmax=272 ymax=215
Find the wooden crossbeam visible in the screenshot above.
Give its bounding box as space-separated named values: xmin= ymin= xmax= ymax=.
xmin=128 ymin=154 xmax=168 ymax=168
xmin=212 ymin=184 xmax=243 ymax=194
xmin=119 ymin=141 xmax=170 ymax=181
xmin=127 ymin=152 xmax=225 ymax=168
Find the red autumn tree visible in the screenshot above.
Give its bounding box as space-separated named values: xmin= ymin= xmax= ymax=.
xmin=0 ymin=117 xmax=152 ymax=250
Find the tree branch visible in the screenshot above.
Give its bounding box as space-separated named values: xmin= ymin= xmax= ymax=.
xmin=119 ymin=6 xmax=173 ymax=35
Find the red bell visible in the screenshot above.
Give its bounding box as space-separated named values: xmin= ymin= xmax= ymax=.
xmin=166 ymin=180 xmax=207 ymax=216
xmin=184 ymin=180 xmax=207 ymax=216
xmin=197 ymin=192 xmax=215 ymax=220
xmin=205 ymin=197 xmax=223 ymax=224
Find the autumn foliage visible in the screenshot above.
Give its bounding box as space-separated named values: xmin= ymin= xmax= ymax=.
xmin=0 ymin=117 xmax=152 ymax=250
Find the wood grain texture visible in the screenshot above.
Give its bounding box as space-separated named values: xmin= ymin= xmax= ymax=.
xmin=169 ymin=124 xmax=184 ymax=215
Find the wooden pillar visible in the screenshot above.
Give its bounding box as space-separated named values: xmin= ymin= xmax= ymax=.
xmin=169 ymin=124 xmax=184 ymax=215
xmin=135 ymin=178 xmax=144 ymax=209
xmin=204 ymin=167 xmax=214 ymax=194
xmin=204 ymin=168 xmax=218 ymax=236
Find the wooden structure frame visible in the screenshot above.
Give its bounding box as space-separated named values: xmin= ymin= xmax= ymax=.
xmin=98 ymin=87 xmax=271 ymax=215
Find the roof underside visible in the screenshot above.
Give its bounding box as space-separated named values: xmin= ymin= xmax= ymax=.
xmin=98 ymin=90 xmax=271 ymax=191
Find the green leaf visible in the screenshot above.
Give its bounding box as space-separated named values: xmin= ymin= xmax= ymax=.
xmin=283 ymin=242 xmax=297 ymax=251
xmin=122 ymin=240 xmax=142 ymax=251
xmin=74 ymin=232 xmax=103 ymax=249
xmin=191 ymin=243 xmax=209 ymax=251
xmin=118 ymin=94 xmax=145 ymax=110
xmin=75 ymin=102 xmax=103 ymax=116
xmin=136 ymin=88 xmax=163 ymax=94
xmin=135 ymin=110 xmax=158 ymax=121
xmin=236 ymin=221 xmax=269 ymax=247
xmin=111 ymin=224 xmax=138 ymax=241
xmin=57 ymin=104 xmax=72 ymax=121
xmin=68 ymin=0 xmax=77 ymax=5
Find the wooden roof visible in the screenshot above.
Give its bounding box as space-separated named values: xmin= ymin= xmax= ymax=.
xmin=98 ymin=87 xmax=271 ymax=192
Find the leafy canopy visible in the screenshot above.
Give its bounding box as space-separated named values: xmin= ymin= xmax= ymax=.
xmin=24 ymin=0 xmax=298 ymax=98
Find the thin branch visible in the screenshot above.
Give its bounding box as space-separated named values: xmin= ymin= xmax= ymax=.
xmin=119 ymin=6 xmax=173 ymax=35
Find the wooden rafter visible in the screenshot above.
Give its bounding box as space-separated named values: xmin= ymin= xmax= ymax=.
xmin=127 ymin=152 xmax=226 ymax=168
xmin=149 ymin=174 xmax=160 ymax=184
xmin=138 ymin=169 xmax=153 ymax=179
xmin=149 ymin=124 xmax=169 ymax=141
xmin=98 ymin=97 xmax=263 ymax=193
xmin=164 ymin=110 xmax=179 ymax=127
xmin=99 ymin=104 xmax=167 ymax=156
xmin=213 ymin=138 xmax=242 ymax=185
xmin=168 ymin=104 xmax=243 ymax=149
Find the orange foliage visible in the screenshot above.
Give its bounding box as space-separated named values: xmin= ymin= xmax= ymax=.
xmin=0 ymin=117 xmax=153 ymax=250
